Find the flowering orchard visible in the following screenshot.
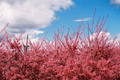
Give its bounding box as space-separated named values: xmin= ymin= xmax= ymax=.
xmin=0 ymin=10 xmax=120 ymax=80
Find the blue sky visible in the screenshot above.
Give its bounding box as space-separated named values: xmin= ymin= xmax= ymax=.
xmin=39 ymin=0 xmax=120 ymax=40
xmin=0 ymin=0 xmax=119 ymax=42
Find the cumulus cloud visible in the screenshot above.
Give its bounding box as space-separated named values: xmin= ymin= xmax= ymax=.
xmin=90 ymin=31 xmax=111 ymax=41
xmin=89 ymin=32 xmax=120 ymax=46
xmin=116 ymin=33 xmax=120 ymax=39
xmin=14 ymin=30 xmax=44 ymax=39
xmin=0 ymin=0 xmax=74 ymax=40
xmin=22 ymin=37 xmax=40 ymax=45
xmin=110 ymin=0 xmax=120 ymax=5
xmin=74 ymin=17 xmax=92 ymax=22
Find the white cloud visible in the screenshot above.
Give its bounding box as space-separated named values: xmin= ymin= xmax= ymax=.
xmin=89 ymin=32 xmax=120 ymax=46
xmin=90 ymin=31 xmax=111 ymax=41
xmin=110 ymin=0 xmax=120 ymax=5
xmin=14 ymin=30 xmax=44 ymax=39
xmin=22 ymin=37 xmax=40 ymax=45
xmin=116 ymin=33 xmax=120 ymax=39
xmin=74 ymin=17 xmax=92 ymax=22
xmin=0 ymin=0 xmax=74 ymax=40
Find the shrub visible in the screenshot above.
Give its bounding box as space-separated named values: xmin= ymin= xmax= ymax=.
xmin=0 ymin=9 xmax=120 ymax=80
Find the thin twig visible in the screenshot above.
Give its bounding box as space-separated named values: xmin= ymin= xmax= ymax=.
xmin=26 ymin=35 xmax=28 ymax=52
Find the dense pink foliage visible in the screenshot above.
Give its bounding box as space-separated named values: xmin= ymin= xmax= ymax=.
xmin=0 ymin=11 xmax=120 ymax=80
